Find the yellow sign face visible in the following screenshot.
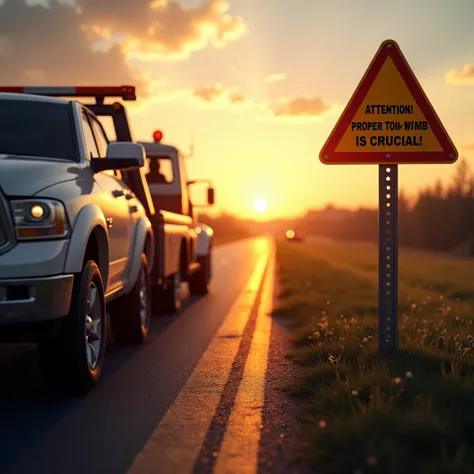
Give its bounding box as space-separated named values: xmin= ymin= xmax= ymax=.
xmin=335 ymin=57 xmax=442 ymax=153
xmin=319 ymin=40 xmax=458 ymax=164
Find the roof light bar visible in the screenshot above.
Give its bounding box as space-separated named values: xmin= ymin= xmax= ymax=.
xmin=0 ymin=85 xmax=136 ymax=101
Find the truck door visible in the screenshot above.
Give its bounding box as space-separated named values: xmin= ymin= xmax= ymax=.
xmin=83 ymin=112 xmax=132 ymax=291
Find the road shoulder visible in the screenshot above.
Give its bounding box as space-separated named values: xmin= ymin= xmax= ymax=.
xmin=258 ymin=265 xmax=312 ymax=474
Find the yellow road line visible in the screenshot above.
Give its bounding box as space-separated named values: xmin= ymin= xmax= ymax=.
xmin=127 ymin=243 xmax=271 ymax=474
xmin=214 ymin=246 xmax=275 ymax=474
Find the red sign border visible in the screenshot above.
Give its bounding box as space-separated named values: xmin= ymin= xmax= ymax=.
xmin=319 ymin=39 xmax=458 ymax=165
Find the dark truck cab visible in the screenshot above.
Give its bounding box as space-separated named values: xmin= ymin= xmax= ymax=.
xmin=138 ymin=132 xmax=216 ymax=306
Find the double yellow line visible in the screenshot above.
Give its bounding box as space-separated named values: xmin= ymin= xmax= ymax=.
xmin=128 ymin=239 xmax=275 ymax=474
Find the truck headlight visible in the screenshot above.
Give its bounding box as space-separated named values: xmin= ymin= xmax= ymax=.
xmin=10 ymin=199 xmax=69 ymax=240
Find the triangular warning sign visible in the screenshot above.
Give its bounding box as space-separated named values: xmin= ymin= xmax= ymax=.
xmin=319 ymin=40 xmax=458 ymax=165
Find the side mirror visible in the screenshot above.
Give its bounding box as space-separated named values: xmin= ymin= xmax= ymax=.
xmin=207 ymin=187 xmax=215 ymax=205
xmin=90 ymin=142 xmax=146 ymax=173
xmin=106 ymin=142 xmax=145 ymax=167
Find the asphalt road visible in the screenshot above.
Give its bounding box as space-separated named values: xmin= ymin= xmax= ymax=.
xmin=0 ymin=236 xmax=305 ymax=474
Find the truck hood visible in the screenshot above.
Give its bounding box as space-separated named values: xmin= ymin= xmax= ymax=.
xmin=0 ymin=155 xmax=80 ymax=196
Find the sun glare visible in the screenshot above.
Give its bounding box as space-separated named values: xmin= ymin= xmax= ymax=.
xmin=253 ymin=198 xmax=267 ymax=213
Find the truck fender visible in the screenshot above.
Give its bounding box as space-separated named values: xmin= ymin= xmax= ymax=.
xmin=196 ymin=223 xmax=214 ymax=256
xmin=122 ymin=217 xmax=154 ymax=295
xmin=63 ymin=204 xmax=109 ymax=284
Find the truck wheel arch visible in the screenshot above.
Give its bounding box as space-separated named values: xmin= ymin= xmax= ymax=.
xmin=83 ymin=226 xmax=109 ymax=286
xmin=64 ymin=204 xmax=109 ymax=280
xmin=121 ymin=217 xmax=155 ymax=295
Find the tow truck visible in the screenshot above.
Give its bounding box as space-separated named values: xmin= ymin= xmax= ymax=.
xmin=75 ymin=88 xmax=216 ymax=310
xmin=138 ymin=130 xmax=215 ymax=306
xmin=0 ymin=86 xmax=215 ymax=360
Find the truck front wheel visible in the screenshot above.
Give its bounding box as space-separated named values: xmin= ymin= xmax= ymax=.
xmin=38 ymin=260 xmax=107 ymax=395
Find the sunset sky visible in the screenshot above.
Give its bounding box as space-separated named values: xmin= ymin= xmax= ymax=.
xmin=3 ymin=0 xmax=474 ymax=219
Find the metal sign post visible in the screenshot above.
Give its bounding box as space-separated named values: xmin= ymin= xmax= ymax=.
xmin=319 ymin=39 xmax=458 ymax=351
xmin=378 ymin=165 xmax=398 ymax=351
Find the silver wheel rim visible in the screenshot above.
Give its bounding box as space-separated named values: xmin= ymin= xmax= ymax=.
xmin=174 ymin=271 xmax=181 ymax=304
xmin=139 ymin=266 xmax=149 ymax=330
xmin=85 ymin=282 xmax=102 ymax=371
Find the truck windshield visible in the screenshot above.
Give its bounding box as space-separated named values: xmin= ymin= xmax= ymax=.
xmin=146 ymin=157 xmax=174 ymax=184
xmin=0 ymin=99 xmax=76 ymax=160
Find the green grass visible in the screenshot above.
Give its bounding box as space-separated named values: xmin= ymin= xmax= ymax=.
xmin=275 ymin=237 xmax=474 ymax=474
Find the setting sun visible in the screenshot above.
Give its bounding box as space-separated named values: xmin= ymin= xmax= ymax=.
xmin=253 ymin=198 xmax=267 ymax=213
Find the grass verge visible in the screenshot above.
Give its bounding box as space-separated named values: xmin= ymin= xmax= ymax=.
xmin=275 ymin=238 xmax=474 ymax=474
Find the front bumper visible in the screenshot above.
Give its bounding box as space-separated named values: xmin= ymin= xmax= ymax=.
xmin=0 ymin=274 xmax=74 ymax=324
xmin=0 ymin=240 xmax=70 ymax=279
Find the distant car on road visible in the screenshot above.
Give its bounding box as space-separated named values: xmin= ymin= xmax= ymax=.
xmin=285 ymin=229 xmax=304 ymax=242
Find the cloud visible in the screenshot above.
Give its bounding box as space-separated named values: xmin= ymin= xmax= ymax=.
xmin=445 ymin=64 xmax=474 ymax=84
xmin=229 ymin=93 xmax=245 ymax=104
xmin=187 ymin=86 xmax=340 ymax=121
xmin=79 ymin=0 xmax=248 ymax=61
xmin=271 ymin=97 xmax=331 ymax=117
xmin=193 ymin=84 xmax=223 ymax=102
xmin=0 ymin=0 xmax=146 ymax=94
xmin=191 ymin=83 xmax=254 ymax=109
xmin=132 ymin=83 xmax=342 ymax=124
xmin=131 ymin=82 xmax=254 ymax=112
xmin=258 ymin=96 xmax=341 ymax=123
xmin=0 ymin=0 xmax=248 ymax=103
xmin=264 ymin=73 xmax=287 ymax=83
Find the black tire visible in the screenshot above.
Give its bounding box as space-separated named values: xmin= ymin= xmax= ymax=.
xmin=189 ymin=254 xmax=210 ymax=296
xmin=38 ymin=260 xmax=106 ymax=396
xmin=109 ymin=253 xmax=151 ymax=345
xmin=154 ymin=267 xmax=182 ymax=314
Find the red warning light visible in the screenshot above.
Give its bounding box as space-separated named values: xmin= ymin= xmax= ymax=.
xmin=153 ymin=130 xmax=163 ymax=142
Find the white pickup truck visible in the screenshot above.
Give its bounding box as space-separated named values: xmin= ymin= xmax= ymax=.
xmin=0 ymin=88 xmax=154 ymax=395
